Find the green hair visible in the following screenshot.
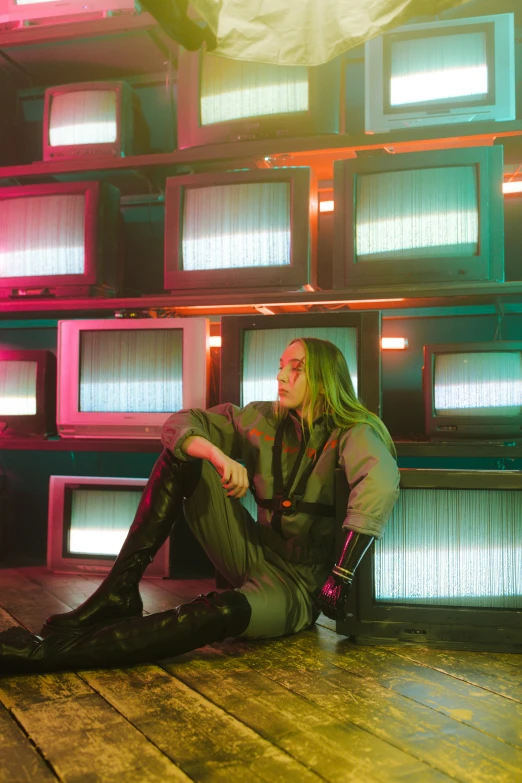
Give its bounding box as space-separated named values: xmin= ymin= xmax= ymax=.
xmin=275 ymin=336 xmax=396 ymax=457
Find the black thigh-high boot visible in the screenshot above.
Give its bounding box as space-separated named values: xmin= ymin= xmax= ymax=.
xmin=44 ymin=450 xmax=201 ymax=634
xmin=0 ymin=591 xmax=251 ymax=675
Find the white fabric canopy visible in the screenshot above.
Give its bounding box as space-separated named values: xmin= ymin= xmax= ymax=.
xmin=191 ymin=0 xmax=471 ymax=66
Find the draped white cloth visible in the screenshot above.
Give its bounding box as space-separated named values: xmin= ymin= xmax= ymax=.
xmin=191 ymin=0 xmax=471 ymax=66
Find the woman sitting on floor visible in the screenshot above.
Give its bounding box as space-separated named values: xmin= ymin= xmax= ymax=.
xmin=0 ymin=337 xmax=400 ymax=674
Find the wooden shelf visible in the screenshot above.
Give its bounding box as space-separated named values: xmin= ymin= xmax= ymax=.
xmin=2 ymin=435 xmax=521 ymax=458
xmin=1 ymin=130 xmax=522 ymax=190
xmin=395 ymin=440 xmax=522 ymax=459
xmin=0 ymin=436 xmax=162 ymax=451
xmin=1 ymin=281 xmax=522 ymax=319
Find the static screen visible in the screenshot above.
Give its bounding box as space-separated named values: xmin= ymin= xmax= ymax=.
xmin=181 ymin=182 xmax=291 ymax=271
xmin=355 ymin=166 xmax=479 ymax=262
xmin=434 ymin=351 xmax=522 ymax=417
xmin=0 ymin=194 xmax=85 ymax=278
xmin=375 ymin=487 xmax=522 ymax=608
xmin=0 ymin=360 xmax=37 ymax=415
xmin=49 ymin=90 xmax=118 ymax=147
xmin=241 ymin=326 xmax=358 ymax=406
xmin=200 ymin=53 xmax=309 ymax=125
xmin=68 ymin=488 xmax=142 ymax=556
xmin=79 ymin=329 xmax=183 ymax=413
xmin=389 ymin=30 xmax=489 ymax=108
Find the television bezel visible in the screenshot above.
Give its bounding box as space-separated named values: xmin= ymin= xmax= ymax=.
xmin=364 ymin=13 xmax=516 ymax=133
xmin=336 ymin=468 xmax=522 ymax=652
xmin=176 ymin=47 xmax=341 ymax=150
xmin=57 ymin=317 xmax=210 ymax=439
xmin=0 ymin=180 xmax=121 ymax=297
xmin=423 ymin=341 xmax=522 ymax=440
xmin=0 ymin=0 xmax=135 ymax=25
xmin=47 ymin=475 xmax=169 ymax=577
xmin=43 ymin=81 xmax=135 ymax=161
xmin=332 ymin=146 xmax=505 ymax=288
xmin=0 ymin=349 xmax=56 ymax=437
xmin=164 ymin=167 xmax=317 ymax=294
xmin=219 ymin=311 xmax=381 ymax=416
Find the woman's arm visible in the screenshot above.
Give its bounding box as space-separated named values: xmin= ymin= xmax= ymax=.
xmin=316 ymin=423 xmax=400 ymax=621
xmin=161 ymin=403 xmax=243 ymax=462
xmin=180 ymin=435 xmax=249 ymax=499
xmin=338 ymin=423 xmax=400 ymax=539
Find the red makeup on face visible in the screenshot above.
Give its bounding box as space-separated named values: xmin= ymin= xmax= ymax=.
xmin=277 ymin=341 xmax=308 ymax=413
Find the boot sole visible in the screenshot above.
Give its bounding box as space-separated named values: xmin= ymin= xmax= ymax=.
xmin=40 ymin=613 xmax=143 ymax=638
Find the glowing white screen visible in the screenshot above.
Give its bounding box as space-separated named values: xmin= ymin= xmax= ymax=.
xmin=79 ymin=329 xmax=183 ymax=413
xmin=356 ymin=167 xmax=479 ymax=261
xmin=390 ymin=31 xmax=488 ymax=107
xmin=182 ymin=182 xmax=291 ymax=271
xmin=49 ymin=90 xmax=118 ymax=147
xmin=0 ymin=194 xmax=85 ymax=278
xmin=375 ymin=487 xmax=522 ymax=607
xmin=200 ymin=54 xmax=308 ymax=125
xmin=242 ymin=327 xmax=358 ymax=406
xmin=434 ymin=352 xmax=522 ymax=417
xmin=0 ymin=360 xmax=37 ymax=415
xmin=16 ymin=0 xmax=56 ymax=4
xmin=68 ymin=488 xmax=142 ymax=556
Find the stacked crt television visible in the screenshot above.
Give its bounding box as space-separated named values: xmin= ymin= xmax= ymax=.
xmin=57 ymin=317 xmax=209 ymax=439
xmin=176 ymin=48 xmax=340 ymax=149
xmin=43 ymin=81 xmax=148 ymax=161
xmin=47 ymin=475 xmax=169 ymax=577
xmin=333 ymin=146 xmax=504 ymax=287
xmin=365 ymin=13 xmax=515 ymax=133
xmin=424 ymin=342 xmax=522 ymax=440
xmin=0 ymin=350 xmax=56 ymax=437
xmin=0 ymin=0 xmax=136 ymax=27
xmin=0 ymin=181 xmax=121 ymax=298
xmin=220 ymin=312 xmax=381 ymax=414
xmin=165 ymin=168 xmax=317 ymax=294
xmin=336 ymin=468 xmax=522 ymax=652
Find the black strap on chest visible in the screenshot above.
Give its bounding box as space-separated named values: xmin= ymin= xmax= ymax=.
xmin=252 ymin=417 xmax=336 ymax=535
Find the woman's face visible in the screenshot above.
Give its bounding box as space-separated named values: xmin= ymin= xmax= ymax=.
xmin=277 ymin=341 xmax=308 ymax=412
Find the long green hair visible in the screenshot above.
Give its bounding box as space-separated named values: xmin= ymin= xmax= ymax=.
xmin=275 ymin=337 xmax=396 ymax=456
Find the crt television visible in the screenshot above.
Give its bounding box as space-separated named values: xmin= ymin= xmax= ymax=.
xmin=220 ymin=312 xmax=381 ymax=416
xmin=423 ymin=341 xmax=522 ymax=440
xmin=165 ymin=167 xmax=317 ymax=294
xmin=57 ymin=317 xmax=209 ymax=439
xmin=333 ymin=146 xmax=504 ymax=288
xmin=0 ymin=0 xmax=135 ymax=27
xmin=43 ymin=81 xmax=148 ymax=161
xmin=0 ymin=349 xmax=56 ymax=437
xmin=365 ymin=13 xmax=515 ymax=134
xmin=336 ymin=468 xmax=522 ymax=652
xmin=47 ymin=475 xmax=169 ymax=577
xmin=0 ymin=181 xmax=121 ymax=298
xmin=176 ymin=47 xmax=340 ymax=149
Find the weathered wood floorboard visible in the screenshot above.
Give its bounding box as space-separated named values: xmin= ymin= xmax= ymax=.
xmin=165 ymin=646 xmax=455 ymax=783
xmin=83 ymin=664 xmax=324 ymax=783
xmin=0 ymin=567 xmax=521 ymax=783
xmin=0 ymin=702 xmax=58 ymax=783
xmin=167 ymin=631 xmax=522 ymax=783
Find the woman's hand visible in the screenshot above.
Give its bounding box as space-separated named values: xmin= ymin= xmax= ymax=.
xmin=315 ymin=575 xmax=352 ymax=621
xmin=210 ymin=449 xmax=249 ymax=499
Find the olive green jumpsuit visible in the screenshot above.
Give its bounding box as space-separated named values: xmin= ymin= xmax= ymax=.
xmin=161 ymin=401 xmax=400 ymax=639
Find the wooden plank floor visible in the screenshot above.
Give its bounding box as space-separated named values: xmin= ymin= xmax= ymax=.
xmin=1 ymin=567 xmax=521 ymax=783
